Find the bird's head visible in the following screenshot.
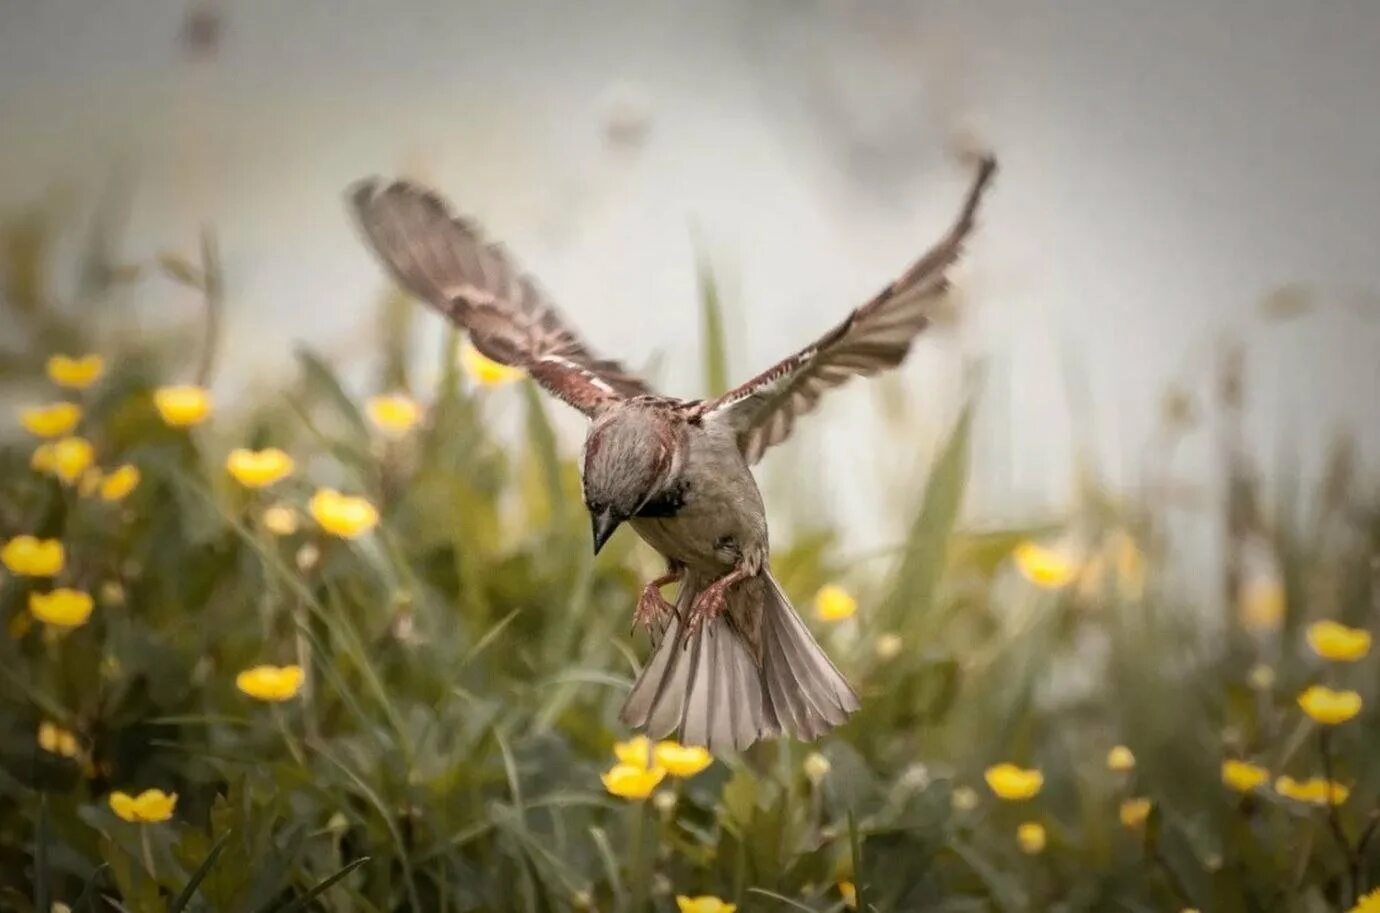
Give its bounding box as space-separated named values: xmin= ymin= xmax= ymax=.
xmin=582 ymin=409 xmax=674 ymax=554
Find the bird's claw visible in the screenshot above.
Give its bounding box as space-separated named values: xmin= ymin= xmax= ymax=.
xmin=631 ymin=584 xmax=675 ymax=636
xmin=683 ymin=587 xmax=728 ymax=642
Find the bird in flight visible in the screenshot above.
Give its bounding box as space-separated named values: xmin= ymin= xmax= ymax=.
xmin=349 ymin=154 xmax=997 ymax=751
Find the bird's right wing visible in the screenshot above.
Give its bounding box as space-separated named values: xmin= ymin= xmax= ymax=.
xmin=694 ymin=155 xmax=996 ymax=462
xmin=349 ymin=179 xmax=656 ymax=417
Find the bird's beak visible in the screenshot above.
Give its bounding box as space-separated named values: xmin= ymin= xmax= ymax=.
xmin=591 ymin=510 xmax=621 ymax=555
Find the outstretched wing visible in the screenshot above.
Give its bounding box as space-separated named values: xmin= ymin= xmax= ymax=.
xmin=696 ymin=155 xmax=997 ymax=462
xmin=349 ymin=179 xmax=655 ymax=416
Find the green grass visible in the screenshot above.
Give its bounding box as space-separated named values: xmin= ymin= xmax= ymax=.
xmin=1 ymin=201 xmax=1378 ymax=913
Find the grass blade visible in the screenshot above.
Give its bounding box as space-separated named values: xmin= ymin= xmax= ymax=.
xmin=170 ymin=830 xmax=232 ymax=912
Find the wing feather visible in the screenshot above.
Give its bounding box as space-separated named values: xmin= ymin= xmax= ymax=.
xmin=698 ymin=155 xmax=997 ymax=462
xmin=349 ymin=178 xmax=655 ymax=416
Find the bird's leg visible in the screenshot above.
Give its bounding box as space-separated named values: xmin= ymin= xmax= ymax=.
xmin=685 ymin=564 xmax=753 ymax=639
xmin=632 ymin=564 xmax=683 ymax=634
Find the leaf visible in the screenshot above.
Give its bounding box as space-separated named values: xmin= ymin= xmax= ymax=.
xmin=34 ymin=796 xmax=50 ymax=913
xmin=255 ymin=856 xmax=370 ymax=913
xmin=293 ymin=346 xmax=369 ymax=438
xmin=880 ymin=400 xmax=973 ymax=631
xmin=696 ymin=249 xmax=729 ymax=397
xmin=170 ymin=830 xmax=232 ymax=912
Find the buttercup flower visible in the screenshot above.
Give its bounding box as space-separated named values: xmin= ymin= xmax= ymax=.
xmin=366 ymin=393 xmax=423 ymax=436
xmin=1119 ymin=798 xmax=1152 ymax=829
xmin=1016 ymin=821 xmax=1046 ymax=854
xmin=31 ymin=444 xmax=56 ymax=473
xmin=1239 ymin=576 xmax=1284 ymax=631
xmin=1348 ymin=888 xmax=1380 ymax=913
xmin=1275 ymin=775 xmax=1349 ymax=806
xmin=1106 ymin=745 xmax=1136 ymax=772
xmin=1306 ymin=620 xmax=1371 ymax=662
xmin=109 ymin=789 xmax=177 ymax=823
xmin=654 ymin=740 xmax=713 ymax=778
xmin=99 ymin=465 xmax=141 ymax=501
xmin=226 ymin=448 xmax=295 ymax=488
xmin=235 ymin=664 xmax=305 ymax=702
xmin=309 ymin=489 xmax=380 ymax=538
xmin=30 ymin=589 xmax=95 ymax=628
xmin=601 ymin=762 xmax=666 ymax=799
xmin=985 ymin=763 xmax=1044 ymax=800
xmin=38 ymin=721 xmax=79 ymax=758
xmin=875 ymin=632 xmax=903 ymax=659
xmin=951 ymin=786 xmax=979 ymax=811
xmin=460 ymin=340 xmax=525 ymax=387
xmin=1222 ymin=759 xmax=1270 ymax=793
xmin=838 ymin=881 xmax=857 ymax=910
xmin=2 ymin=536 xmax=64 ymax=576
xmin=50 ymin=437 xmax=95 ymax=483
xmin=1298 ymin=685 xmax=1362 ymax=725
xmin=803 ymin=751 xmax=832 ymax=784
xmin=46 ymin=354 xmax=105 ymax=389
xmin=814 ymin=584 xmax=857 ymax=622
xmin=1013 ymin=541 xmax=1078 ymax=589
xmin=262 ymin=504 xmax=300 ymax=536
xmin=20 ymin=402 xmax=82 ymax=438
xmin=614 ymin=735 xmax=655 ymax=767
xmin=675 ymin=897 xmax=735 ymax=913
xmin=153 ymin=385 xmax=213 ymax=427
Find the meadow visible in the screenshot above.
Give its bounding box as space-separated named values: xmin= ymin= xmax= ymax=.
xmin=1 ymin=205 xmax=1377 ymax=913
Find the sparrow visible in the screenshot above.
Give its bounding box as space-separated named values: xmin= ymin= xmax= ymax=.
xmin=348 ymin=154 xmax=997 ymax=751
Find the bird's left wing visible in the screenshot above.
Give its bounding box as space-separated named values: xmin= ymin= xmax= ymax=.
xmin=694 ymin=155 xmax=997 ymax=463
xmin=350 ymin=179 xmax=655 ymax=417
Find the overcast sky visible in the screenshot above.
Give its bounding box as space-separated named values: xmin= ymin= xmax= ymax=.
xmin=3 ymin=0 xmax=1377 ymax=554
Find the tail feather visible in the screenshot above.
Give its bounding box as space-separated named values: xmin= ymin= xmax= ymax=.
xmin=620 ymin=571 xmax=858 ymax=751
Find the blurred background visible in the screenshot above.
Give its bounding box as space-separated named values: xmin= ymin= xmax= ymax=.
xmin=4 ymin=3 xmax=1380 ymax=910
xmin=4 ymin=0 xmax=1377 ymax=553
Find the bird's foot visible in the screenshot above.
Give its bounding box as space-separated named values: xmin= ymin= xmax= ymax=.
xmin=684 ymin=585 xmax=730 ymax=640
xmin=631 ymin=582 xmax=676 ymax=635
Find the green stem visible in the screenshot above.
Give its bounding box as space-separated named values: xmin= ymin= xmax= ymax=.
xmin=628 ymin=801 xmax=648 ymax=913
xmin=140 ymin=824 xmax=157 ymax=881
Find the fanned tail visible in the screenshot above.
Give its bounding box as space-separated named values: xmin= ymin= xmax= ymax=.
xmin=619 ymin=571 xmax=859 ymax=751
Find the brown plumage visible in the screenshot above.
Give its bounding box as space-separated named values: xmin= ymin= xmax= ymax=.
xmin=349 ymin=155 xmax=997 ymax=750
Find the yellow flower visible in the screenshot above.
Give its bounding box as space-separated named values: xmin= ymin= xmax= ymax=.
xmin=109 ymin=789 xmax=177 ymax=823
xmin=225 ymin=448 xmax=295 ymax=488
xmin=675 ymin=896 xmax=736 ymax=913
xmin=1222 ymin=759 xmax=1270 ymax=793
xmin=1306 ymin=620 xmax=1371 ymax=662
xmin=50 ymin=437 xmax=95 ymax=483
xmin=460 ymin=340 xmax=526 ymax=387
xmin=654 ymin=740 xmax=713 ymax=778
xmin=985 ymin=763 xmax=1043 ymax=800
xmin=366 ymin=393 xmax=423 ymax=436
xmin=235 ymin=664 xmax=305 ymax=702
xmin=1348 ymin=887 xmax=1380 ymax=913
xmin=99 ymin=464 xmax=141 ymax=501
xmin=309 ymin=488 xmax=380 ymax=538
xmin=1275 ymin=775 xmax=1349 ymax=806
xmin=1239 ymin=576 xmax=1284 ymax=631
xmin=46 ymin=354 xmax=105 ymax=389
xmin=31 ymin=444 xmax=56 ymax=472
xmin=1106 ymin=745 xmax=1136 ymax=772
xmin=38 ymin=721 xmax=79 ymax=758
xmin=1013 ymin=541 xmax=1078 ymax=589
xmin=814 ymin=584 xmax=857 ymax=622
xmin=30 ymin=589 xmax=95 ymax=628
xmin=262 ymin=504 xmax=300 ymax=536
xmin=1119 ymin=797 xmax=1152 ymax=829
xmin=803 ymin=751 xmax=832 ymax=784
xmin=601 ymin=762 xmax=666 ymax=799
xmin=153 ymin=385 xmax=213 ymax=427
xmin=1298 ymin=685 xmax=1362 ymax=725
xmin=20 ymin=402 xmax=82 ymax=438
xmin=2 ymin=536 xmax=65 ymax=576
xmin=613 ymin=735 xmax=655 ymax=767
xmin=838 ymin=881 xmax=857 ymax=910
xmin=951 ymin=785 xmax=979 ymax=811
xmin=1016 ymin=821 xmax=1046 ymax=854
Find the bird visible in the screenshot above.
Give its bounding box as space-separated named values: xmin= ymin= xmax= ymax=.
xmin=348 ymin=154 xmax=997 ymax=751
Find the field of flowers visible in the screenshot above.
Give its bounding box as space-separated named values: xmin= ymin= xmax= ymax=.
xmin=2 ymin=209 xmax=1378 ymax=912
